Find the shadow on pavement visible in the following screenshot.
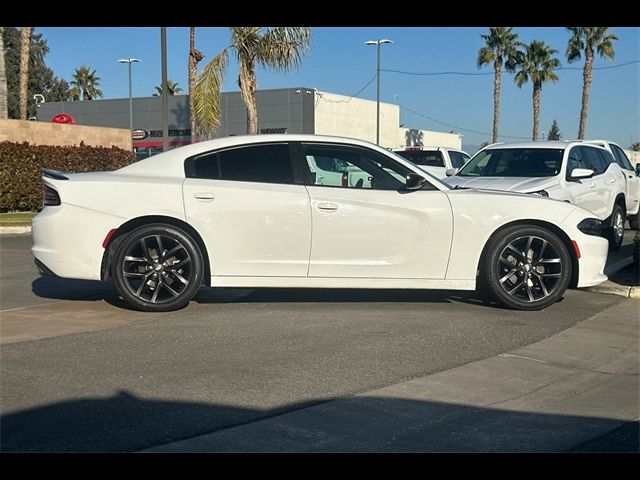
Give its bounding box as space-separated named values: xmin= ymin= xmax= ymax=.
xmin=31 ymin=276 xmax=506 ymax=310
xmin=31 ymin=277 xmax=115 ymax=302
xmin=1 ymin=390 xmax=636 ymax=452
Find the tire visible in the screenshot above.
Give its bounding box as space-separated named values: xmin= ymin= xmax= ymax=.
xmin=112 ymin=224 xmax=204 ymax=312
xmin=606 ymin=204 xmax=625 ymax=250
xmin=479 ymin=225 xmax=572 ymax=311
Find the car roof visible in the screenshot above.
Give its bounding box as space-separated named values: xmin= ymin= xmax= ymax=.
xmin=392 ymin=146 xmax=469 ymax=155
xmin=116 ymin=134 xmax=443 ymax=182
xmin=482 ymin=141 xmax=608 ymax=151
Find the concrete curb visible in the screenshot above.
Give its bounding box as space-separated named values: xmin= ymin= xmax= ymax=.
xmin=586 ymin=282 xmax=638 ymax=299
xmin=0 ymin=226 xmax=32 ymax=234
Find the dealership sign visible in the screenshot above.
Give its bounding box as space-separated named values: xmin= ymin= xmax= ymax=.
xmin=51 ymin=113 xmax=76 ymax=124
xmin=132 ymin=129 xmax=149 ymax=140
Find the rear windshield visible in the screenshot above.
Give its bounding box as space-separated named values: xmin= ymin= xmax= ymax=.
xmin=457 ymin=148 xmax=564 ymax=177
xmin=395 ymin=150 xmax=445 ymax=168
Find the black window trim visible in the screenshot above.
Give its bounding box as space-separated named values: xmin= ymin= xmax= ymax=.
xmin=184 ymin=141 xmax=305 ymax=186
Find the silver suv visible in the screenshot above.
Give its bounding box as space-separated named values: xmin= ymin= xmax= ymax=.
xmin=443 ymin=141 xmax=628 ymax=249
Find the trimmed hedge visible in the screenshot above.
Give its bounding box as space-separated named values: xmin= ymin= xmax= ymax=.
xmin=0 ymin=141 xmax=136 ymax=212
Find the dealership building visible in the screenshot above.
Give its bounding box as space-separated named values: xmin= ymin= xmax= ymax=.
xmin=37 ymin=87 xmax=462 ymax=157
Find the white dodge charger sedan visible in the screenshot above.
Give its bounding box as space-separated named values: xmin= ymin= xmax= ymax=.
xmin=32 ymin=135 xmax=608 ymax=312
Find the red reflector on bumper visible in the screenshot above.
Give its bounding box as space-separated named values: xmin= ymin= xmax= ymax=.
xmin=572 ymin=240 xmax=581 ymax=259
xmin=102 ymin=228 xmax=118 ymax=248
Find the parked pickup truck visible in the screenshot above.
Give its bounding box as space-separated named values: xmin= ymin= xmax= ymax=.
xmin=392 ymin=146 xmax=471 ymax=179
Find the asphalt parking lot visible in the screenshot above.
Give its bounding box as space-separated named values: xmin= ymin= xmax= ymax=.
xmin=0 ymin=233 xmax=637 ymax=452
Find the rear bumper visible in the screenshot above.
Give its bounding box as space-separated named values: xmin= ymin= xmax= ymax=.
xmin=32 ymin=203 xmax=124 ymax=281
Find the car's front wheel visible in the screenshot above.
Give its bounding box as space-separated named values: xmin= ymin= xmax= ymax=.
xmin=480 ymin=225 xmax=572 ymax=311
xmin=112 ymin=224 xmax=204 ymax=312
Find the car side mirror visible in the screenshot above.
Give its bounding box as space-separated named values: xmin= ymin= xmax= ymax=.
xmin=635 ymin=164 xmax=640 ymax=177
xmin=405 ymin=173 xmax=427 ymax=191
xmin=570 ymin=168 xmax=595 ymax=180
xmin=445 ymin=168 xmax=458 ymax=177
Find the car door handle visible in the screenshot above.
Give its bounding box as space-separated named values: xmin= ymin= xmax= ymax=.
xmin=193 ymin=192 xmax=215 ymax=201
xmin=609 ymin=179 xmax=617 ymax=184
xmin=317 ymin=202 xmax=338 ymax=211
xmin=589 ymin=183 xmax=597 ymax=188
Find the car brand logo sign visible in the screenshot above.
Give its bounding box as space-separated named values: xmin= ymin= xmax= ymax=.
xmin=132 ymin=129 xmax=149 ymax=140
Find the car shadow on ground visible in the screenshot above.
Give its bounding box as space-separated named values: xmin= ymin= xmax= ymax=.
xmin=32 ymin=276 xmax=509 ymax=310
xmin=0 ymin=389 xmax=636 ymax=452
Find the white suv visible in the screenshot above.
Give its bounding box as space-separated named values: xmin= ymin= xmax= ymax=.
xmin=392 ymin=146 xmax=470 ymax=179
xmin=585 ymin=140 xmax=640 ymax=229
xmin=443 ymin=141 xmax=628 ymax=249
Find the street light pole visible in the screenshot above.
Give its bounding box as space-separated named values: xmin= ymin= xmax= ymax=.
xmin=365 ymin=39 xmax=393 ymax=145
xmin=118 ymin=58 xmax=141 ymax=146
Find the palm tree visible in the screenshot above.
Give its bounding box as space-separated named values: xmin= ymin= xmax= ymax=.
xmin=566 ymin=27 xmax=617 ymax=139
xmin=194 ymin=27 xmax=312 ymax=137
xmin=0 ymin=27 xmax=7 ymax=119
xmin=188 ymin=27 xmax=204 ymax=141
xmin=153 ymin=79 xmax=183 ymax=96
xmin=477 ymin=27 xmax=521 ymax=143
xmin=515 ymin=40 xmax=560 ymax=141
xmin=71 ymin=65 xmax=102 ymax=101
xmin=18 ymin=27 xmax=32 ymax=119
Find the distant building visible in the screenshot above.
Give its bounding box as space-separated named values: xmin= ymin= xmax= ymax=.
xmin=37 ymin=87 xmax=462 ymax=158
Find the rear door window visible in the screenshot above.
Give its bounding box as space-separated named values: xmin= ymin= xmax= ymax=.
xmin=611 ymin=144 xmax=633 ymax=171
xmin=187 ymin=143 xmax=294 ymax=184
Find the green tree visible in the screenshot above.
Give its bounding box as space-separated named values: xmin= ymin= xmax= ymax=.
xmin=48 ymin=77 xmax=70 ymax=102
xmin=515 ymin=40 xmax=560 ymax=141
xmin=0 ymin=27 xmax=7 ymax=119
xmin=630 ymin=141 xmax=640 ymax=152
xmin=547 ymin=119 xmax=562 ymax=140
xmin=477 ymin=27 xmax=521 ymax=143
xmin=194 ymin=27 xmax=312 ymax=137
xmin=19 ymin=27 xmax=32 ymax=119
xmin=566 ymin=27 xmax=617 ymax=139
xmin=153 ymin=79 xmax=183 ymax=96
xmin=71 ymin=65 xmax=102 ymax=101
xmin=1 ymin=27 xmax=69 ymax=118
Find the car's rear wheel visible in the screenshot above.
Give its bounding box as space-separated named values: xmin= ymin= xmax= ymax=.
xmin=480 ymin=225 xmax=572 ymax=311
xmin=606 ymin=204 xmax=625 ymax=250
xmin=112 ymin=224 xmax=204 ymax=312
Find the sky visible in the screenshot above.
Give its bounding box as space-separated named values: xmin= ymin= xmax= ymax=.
xmin=36 ymin=26 xmax=640 ymax=152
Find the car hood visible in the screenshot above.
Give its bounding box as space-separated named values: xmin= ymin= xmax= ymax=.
xmin=443 ymin=175 xmax=559 ymax=192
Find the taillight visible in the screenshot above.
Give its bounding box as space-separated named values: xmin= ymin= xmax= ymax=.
xmin=44 ymin=185 xmax=61 ymax=206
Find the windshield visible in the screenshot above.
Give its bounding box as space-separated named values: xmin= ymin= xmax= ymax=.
xmin=457 ymin=148 xmax=564 ymax=177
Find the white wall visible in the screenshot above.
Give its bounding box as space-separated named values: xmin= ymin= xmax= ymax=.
xmin=398 ymin=128 xmax=462 ymax=150
xmin=624 ymin=149 xmax=640 ymax=168
xmin=313 ymin=92 xmax=462 ymax=151
xmin=314 ymin=93 xmax=399 ymax=148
